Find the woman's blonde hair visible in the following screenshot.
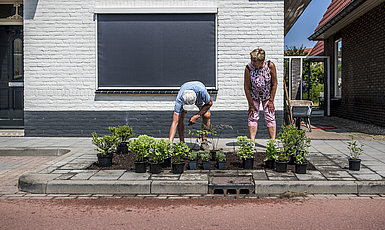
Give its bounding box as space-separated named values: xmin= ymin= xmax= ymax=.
xmin=250 ymin=48 xmax=265 ymax=61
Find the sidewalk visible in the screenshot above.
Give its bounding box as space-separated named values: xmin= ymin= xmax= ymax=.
xmin=1 ymin=136 xmax=384 ymax=196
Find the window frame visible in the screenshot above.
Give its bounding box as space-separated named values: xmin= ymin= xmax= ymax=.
xmin=334 ymin=38 xmax=342 ymax=98
xmin=94 ymin=7 xmax=218 ymax=91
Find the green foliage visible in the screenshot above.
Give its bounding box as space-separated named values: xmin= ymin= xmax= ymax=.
xmin=149 ymin=139 xmax=173 ymax=163
xmin=284 ymin=45 xmax=309 ymax=56
xmin=347 ymin=135 xmax=363 ymax=160
xmin=200 ymin=151 xmax=210 ymax=162
xmin=236 ymin=136 xmax=255 ymax=159
xmin=216 ymin=151 xmax=226 ymax=162
xmin=295 ymin=151 xmax=308 ymax=164
xmin=108 ymin=125 xmax=135 ymax=144
xmin=173 ymin=142 xmax=190 ymax=163
xmin=91 ymin=132 xmax=117 ymax=156
xmin=128 ymin=135 xmax=155 ymax=162
xmin=188 ymin=124 xmax=217 ymax=149
xmin=264 ymin=139 xmax=278 ymax=161
xmin=277 ymin=125 xmax=311 ymax=162
xmin=188 ymin=151 xmax=199 ymax=161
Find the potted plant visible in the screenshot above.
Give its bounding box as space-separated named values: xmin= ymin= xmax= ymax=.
xmin=200 ymin=151 xmax=210 ymax=170
xmin=347 ymin=135 xmax=363 ymax=171
xmin=294 ymin=131 xmax=311 ymax=174
xmin=91 ymin=132 xmax=117 ymax=167
xmin=275 ymin=147 xmax=290 ymax=173
xmin=188 ymin=125 xmax=217 ymax=153
xmin=216 ymin=150 xmax=226 ymax=170
xmin=264 ymin=139 xmax=278 ymax=169
xmin=172 ymin=142 xmax=190 ymax=174
xmin=236 ymin=136 xmax=255 ymax=169
xmin=148 ymin=139 xmax=173 ymax=174
xmin=277 ymin=125 xmax=298 ymax=165
xmin=109 ymin=125 xmax=135 ymax=154
xmin=128 ymin=135 xmax=155 ymax=173
xmin=188 ymin=151 xmax=199 ymax=170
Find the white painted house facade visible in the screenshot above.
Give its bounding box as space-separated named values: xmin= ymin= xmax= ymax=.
xmin=1 ymin=0 xmax=310 ymax=137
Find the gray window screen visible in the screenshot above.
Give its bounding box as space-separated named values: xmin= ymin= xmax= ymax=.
xmin=97 ymin=14 xmax=216 ymax=89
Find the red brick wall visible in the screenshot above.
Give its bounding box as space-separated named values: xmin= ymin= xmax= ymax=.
xmin=327 ymin=3 xmax=385 ymax=126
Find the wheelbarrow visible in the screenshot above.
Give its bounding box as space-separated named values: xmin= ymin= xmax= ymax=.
xmin=290 ymin=100 xmax=313 ymax=132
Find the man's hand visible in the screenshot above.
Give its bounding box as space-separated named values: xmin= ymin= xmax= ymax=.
xmin=188 ymin=114 xmax=200 ymax=125
xmin=267 ymin=100 xmax=275 ymax=113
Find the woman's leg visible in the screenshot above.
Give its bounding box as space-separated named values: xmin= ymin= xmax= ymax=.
xmin=248 ymin=100 xmax=260 ymax=141
xmin=262 ymin=100 xmax=276 ymax=139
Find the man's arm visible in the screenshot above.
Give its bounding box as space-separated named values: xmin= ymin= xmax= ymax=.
xmin=169 ymin=112 xmax=180 ymax=142
xmin=189 ymin=99 xmax=213 ymax=125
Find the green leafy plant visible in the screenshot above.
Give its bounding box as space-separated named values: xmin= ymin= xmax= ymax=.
xmin=91 ymin=132 xmax=117 ymax=156
xmin=347 ymin=135 xmax=363 ymax=160
xmin=173 ymin=142 xmax=190 ymax=163
xmin=200 ymin=151 xmax=210 ymax=162
xmin=188 ymin=151 xmax=199 ymax=161
xmin=128 ymin=135 xmax=155 ymax=162
xmin=265 ymin=139 xmax=278 ymax=161
xmin=108 ymin=125 xmax=135 ymax=144
xmin=236 ymin=136 xmax=255 ymax=159
xmin=149 ymin=139 xmax=173 ymax=163
xmin=216 ymin=151 xmax=226 ymax=162
xmin=277 ymin=125 xmax=311 ymax=162
xmin=188 ymin=124 xmax=217 ymax=150
xmin=295 ymin=151 xmax=308 ymax=164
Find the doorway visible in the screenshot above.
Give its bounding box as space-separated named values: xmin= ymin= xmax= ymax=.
xmin=0 ymin=25 xmax=23 ymax=127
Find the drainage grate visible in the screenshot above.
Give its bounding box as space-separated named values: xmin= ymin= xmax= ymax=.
xmin=209 ymin=176 xmax=255 ymax=195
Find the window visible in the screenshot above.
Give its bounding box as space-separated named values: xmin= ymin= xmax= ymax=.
xmin=334 ymin=39 xmax=342 ymax=98
xmin=13 ymin=38 xmax=23 ymax=80
xmin=97 ymin=13 xmax=216 ymax=90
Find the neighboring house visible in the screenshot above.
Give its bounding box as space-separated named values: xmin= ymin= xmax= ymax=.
xmin=0 ymin=0 xmax=311 ymax=137
xmin=308 ymin=0 xmax=385 ymax=126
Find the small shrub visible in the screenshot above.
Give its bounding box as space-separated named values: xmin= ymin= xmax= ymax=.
xmin=91 ymin=132 xmax=117 ymax=156
xmin=347 ymin=135 xmax=363 ymax=160
xmin=200 ymin=151 xmax=210 ymax=162
xmin=149 ymin=139 xmax=173 ymax=163
xmin=173 ymin=142 xmax=190 ymax=163
xmin=128 ymin=135 xmax=155 ymax=162
xmin=265 ymin=139 xmax=278 ymax=161
xmin=236 ymin=136 xmax=255 ymax=159
xmin=188 ymin=151 xmax=199 ymax=161
xmin=216 ymin=151 xmax=226 ymax=162
xmin=108 ymin=125 xmax=135 ymax=144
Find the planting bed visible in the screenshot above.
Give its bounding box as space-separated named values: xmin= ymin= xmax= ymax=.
xmin=87 ymin=151 xmax=316 ymax=171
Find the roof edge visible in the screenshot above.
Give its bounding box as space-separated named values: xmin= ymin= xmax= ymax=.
xmin=308 ymin=0 xmax=366 ymax=41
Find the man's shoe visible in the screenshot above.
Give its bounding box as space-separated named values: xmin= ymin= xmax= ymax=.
xmin=200 ymin=142 xmax=210 ymax=151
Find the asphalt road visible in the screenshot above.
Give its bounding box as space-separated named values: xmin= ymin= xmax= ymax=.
xmin=1 ymin=198 xmax=385 ymax=230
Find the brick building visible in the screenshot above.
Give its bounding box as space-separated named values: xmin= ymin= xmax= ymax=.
xmin=309 ymin=0 xmax=385 ymax=126
xmin=1 ymin=0 xmax=311 ymax=137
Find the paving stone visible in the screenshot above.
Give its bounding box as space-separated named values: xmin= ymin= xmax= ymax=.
xmin=327 ymin=177 xmax=356 ymax=181
xmin=55 ymin=173 xmax=76 ymax=180
xmin=295 ymin=171 xmax=327 ymax=181
xmin=151 ymin=181 xmax=207 ymax=194
xmin=180 ymin=173 xmax=208 ymax=181
xmin=314 ymin=165 xmax=342 ymax=171
xmin=150 ymin=173 xmax=180 ymax=181
xmin=266 ymin=171 xmax=295 ymax=178
xmin=352 ymin=174 xmax=384 ymax=181
xmin=253 ymin=171 xmax=268 ymax=180
xmin=71 ymin=171 xmax=99 ymax=180
xmin=255 ymin=181 xmax=357 ymax=194
xmin=46 ymin=180 xmax=151 ymax=194
xmin=321 ymin=171 xmax=353 ymax=178
xmin=60 ymin=163 xmax=92 ymax=170
xmin=52 ymin=170 xmax=72 ymax=174
xmin=119 ymin=172 xmax=151 ymax=181
xmin=268 ymin=177 xmax=298 ymax=181
xmin=89 ymin=170 xmax=126 ymax=180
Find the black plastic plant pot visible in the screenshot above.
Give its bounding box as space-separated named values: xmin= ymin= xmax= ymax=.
xmin=134 ymin=161 xmax=147 ymax=173
xmin=202 ymin=161 xmax=210 ymax=170
xmin=349 ymin=159 xmax=361 ymax=171
xmin=217 ymin=161 xmax=226 ymax=170
xmin=116 ymin=142 xmax=129 ymax=154
xmin=188 ymin=161 xmax=197 ymax=170
xmin=265 ymin=159 xmax=275 ymax=169
xmin=295 ymin=162 xmax=308 ymax=174
xmin=275 ymin=160 xmax=289 ymax=172
xmin=210 ymin=150 xmax=217 ymax=161
xmin=288 ymin=154 xmax=296 ymax=165
xmin=149 ymin=162 xmax=162 ymax=174
xmin=243 ymin=158 xmax=254 ymax=169
xmin=172 ymin=162 xmax=185 ymax=174
xmin=97 ymin=153 xmax=113 ymax=167
xmin=162 ymin=157 xmax=171 ymax=168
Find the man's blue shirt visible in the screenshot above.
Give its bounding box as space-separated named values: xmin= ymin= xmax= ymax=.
xmin=174 ymin=81 xmax=211 ymax=114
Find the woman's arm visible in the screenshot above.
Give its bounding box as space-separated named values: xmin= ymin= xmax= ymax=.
xmin=267 ymin=61 xmax=278 ymax=113
xmin=244 ymin=67 xmax=255 ymax=115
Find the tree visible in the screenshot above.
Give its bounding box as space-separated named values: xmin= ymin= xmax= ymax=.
xmin=284 ymin=45 xmax=309 ymax=56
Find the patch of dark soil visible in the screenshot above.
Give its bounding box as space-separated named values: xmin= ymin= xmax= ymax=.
xmin=87 ymin=151 xmax=316 ymax=171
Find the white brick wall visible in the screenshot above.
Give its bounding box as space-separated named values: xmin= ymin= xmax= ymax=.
xmin=24 ymin=0 xmax=284 ymax=112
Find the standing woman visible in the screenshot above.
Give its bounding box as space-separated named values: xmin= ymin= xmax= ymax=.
xmin=244 ymin=48 xmax=278 ymax=140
